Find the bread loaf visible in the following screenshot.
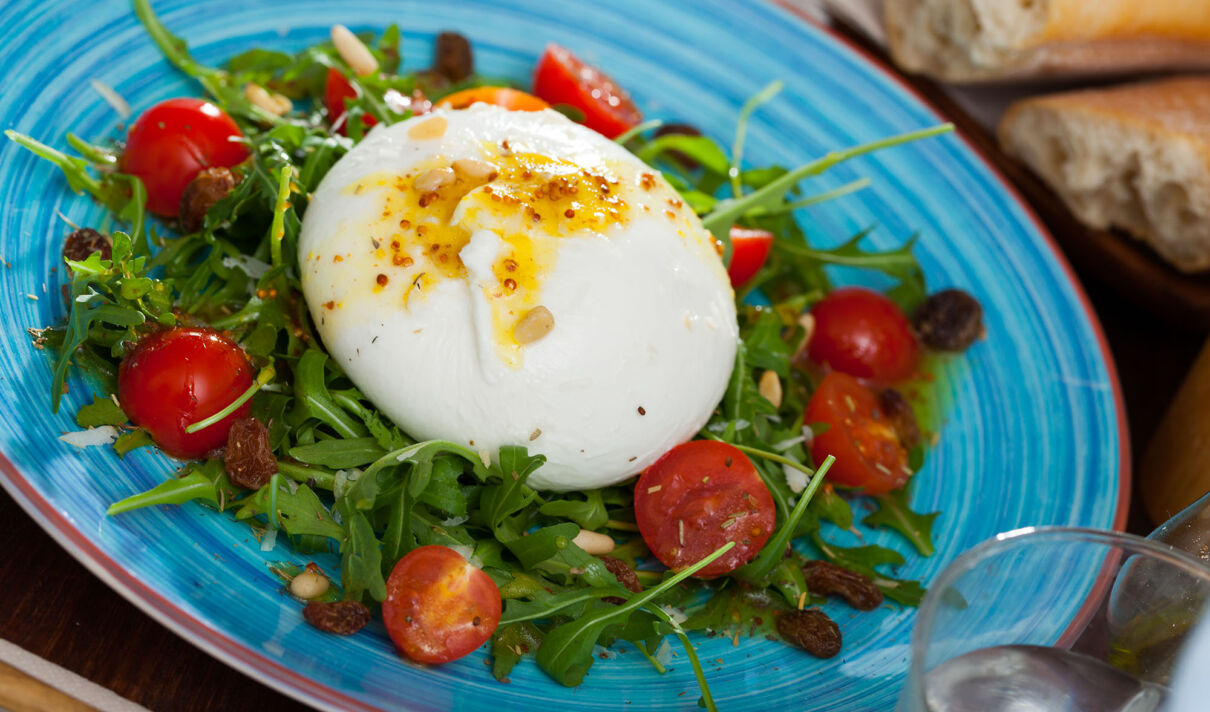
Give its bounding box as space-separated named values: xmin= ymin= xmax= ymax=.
xmin=998 ymin=76 xmax=1210 ymax=273
xmin=886 ymin=0 xmax=1210 ymax=82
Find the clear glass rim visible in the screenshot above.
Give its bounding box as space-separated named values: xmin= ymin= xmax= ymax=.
xmin=902 ymin=525 xmax=1210 ymax=708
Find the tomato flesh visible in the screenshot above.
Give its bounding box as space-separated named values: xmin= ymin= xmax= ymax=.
xmin=382 ymin=545 xmax=502 ymax=664
xmin=634 ymin=441 xmax=775 ymax=578
xmin=805 ymin=372 xmax=909 ymax=495
xmin=728 ymin=227 xmax=774 ymax=288
xmin=436 ymin=87 xmax=550 ymax=112
xmin=325 ymin=68 xmax=378 ymax=134
xmin=808 ymin=287 xmax=920 ymax=382
xmin=532 ymin=44 xmax=641 ymax=138
xmin=120 ymin=98 xmax=248 ymax=217
xmin=117 ymin=328 xmax=254 ymax=459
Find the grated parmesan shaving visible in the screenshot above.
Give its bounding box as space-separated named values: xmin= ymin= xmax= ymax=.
xmin=58 ymin=426 xmax=119 ymax=448
xmin=222 ymin=254 xmax=272 ymax=280
xmin=260 ymin=529 xmax=278 ymax=552
xmin=783 ymin=463 xmax=809 ymax=494
xmin=89 ymin=79 xmax=131 ymax=118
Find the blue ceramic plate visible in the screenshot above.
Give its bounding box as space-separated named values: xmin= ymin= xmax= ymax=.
xmin=0 ymin=1 xmax=1128 ymax=710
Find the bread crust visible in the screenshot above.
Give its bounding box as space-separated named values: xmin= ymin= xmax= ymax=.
xmin=886 ymin=0 xmax=1210 ymax=82
xmin=998 ymin=77 xmax=1210 ymax=272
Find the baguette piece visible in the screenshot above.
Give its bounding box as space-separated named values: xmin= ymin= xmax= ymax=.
xmin=998 ymin=77 xmax=1210 ymax=273
xmin=886 ymin=0 xmax=1210 ymax=82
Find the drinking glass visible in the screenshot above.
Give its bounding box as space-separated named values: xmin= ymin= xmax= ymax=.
xmin=897 ymin=526 xmax=1210 ymax=712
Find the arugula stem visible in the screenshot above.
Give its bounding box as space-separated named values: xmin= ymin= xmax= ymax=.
xmin=184 ymin=364 xmax=275 ymax=434
xmin=702 ymin=124 xmax=953 ymax=234
xmin=276 ymin=461 xmax=336 ymax=491
xmin=729 ymin=80 xmax=782 ymax=199
xmin=267 ymin=472 xmax=282 ymax=530
xmin=268 ymin=165 xmax=292 ymax=267
xmin=748 ymin=177 xmax=872 ymax=216
xmin=605 ymin=519 xmax=640 ymax=532
xmin=645 ymin=605 xmax=718 ymax=712
xmin=5 ymin=130 xmax=102 ymax=195
xmin=634 ymin=642 xmax=667 ymax=675
xmin=734 ymin=456 xmax=834 ymax=584
xmin=613 ymin=119 xmax=665 ymax=145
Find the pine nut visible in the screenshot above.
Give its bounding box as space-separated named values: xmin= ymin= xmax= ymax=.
xmin=407 ymin=115 xmax=448 ymax=140
xmin=452 ymin=158 xmax=497 ymax=181
xmin=244 ymin=83 xmax=292 ymax=116
xmin=573 ymin=529 xmax=616 ymax=555
xmin=514 ymin=306 xmax=554 ymax=344
xmin=794 ymin=312 xmax=816 ymax=358
xmin=414 ymin=167 xmax=455 ymax=193
xmin=289 ymin=570 xmax=330 ymax=599
xmin=759 ymin=369 xmax=783 ymax=409
xmin=331 ymin=24 xmax=379 ymax=76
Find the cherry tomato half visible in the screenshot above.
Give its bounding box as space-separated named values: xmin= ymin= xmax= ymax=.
xmin=117 ymin=327 xmax=255 ymax=459
xmin=805 ymin=372 xmax=909 ymax=495
xmin=120 ymin=98 xmax=248 ymax=217
xmin=532 ymin=44 xmax=642 ymax=138
xmin=435 ymin=87 xmax=550 ymax=112
xmin=325 ymin=68 xmax=378 ymax=135
xmin=728 ymin=227 xmax=774 ymax=288
xmin=634 ymin=441 xmax=775 ymax=578
xmin=382 ymin=545 xmax=502 ymax=665
xmin=808 ymin=287 xmax=920 ymax=382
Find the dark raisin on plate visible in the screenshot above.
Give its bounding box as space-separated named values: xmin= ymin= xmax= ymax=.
xmin=224 ymin=416 xmax=277 ymax=490
xmin=599 ymin=555 xmax=642 ymax=604
xmin=802 ymin=559 xmax=883 ymax=611
xmin=433 ymin=31 xmax=473 ymax=83
xmin=62 ymin=227 xmax=112 ymax=262
xmin=179 ymin=166 xmax=237 ymax=234
xmin=303 ymin=600 xmax=371 ymax=636
xmin=914 ymin=289 xmax=984 ymax=352
xmin=878 ymin=387 xmax=922 ymax=452
xmin=777 ymin=608 xmax=842 ymax=658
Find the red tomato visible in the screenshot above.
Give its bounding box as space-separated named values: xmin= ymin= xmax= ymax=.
xmin=808 ymin=287 xmax=920 ymax=382
xmin=728 ymin=227 xmax=774 ymax=288
xmin=532 ymin=44 xmax=642 ymax=138
xmin=120 ymin=98 xmax=248 ymax=217
xmin=382 ymin=545 xmax=502 ymax=664
xmin=435 ymin=87 xmax=550 ymax=112
xmin=634 ymin=441 xmax=775 ymax=578
xmin=117 ymin=328 xmax=255 ymax=459
xmin=805 ymin=372 xmax=909 ymax=495
xmin=324 ymin=68 xmax=378 ymax=134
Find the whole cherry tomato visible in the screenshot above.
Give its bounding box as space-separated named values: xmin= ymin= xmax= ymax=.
xmin=117 ymin=327 xmax=255 ymax=459
xmin=120 ymin=98 xmax=248 ymax=217
xmin=324 ymin=68 xmax=377 ymax=134
xmin=634 ymin=441 xmax=775 ymax=578
xmin=808 ymin=287 xmax=920 ymax=382
xmin=435 ymin=87 xmax=550 ymax=112
xmin=382 ymin=545 xmax=502 ymax=664
xmin=532 ymin=44 xmax=642 ymax=138
xmin=805 ymin=371 xmax=910 ymax=495
xmin=728 ymin=227 xmax=774 ymax=288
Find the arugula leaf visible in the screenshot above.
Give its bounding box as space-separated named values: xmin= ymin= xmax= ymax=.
xmin=107 ymin=461 xmax=231 ymax=514
xmin=742 ymin=309 xmax=793 ymax=377
xmin=235 ymin=480 xmax=343 ymax=541
xmin=76 ymin=395 xmax=127 ymax=428
xmin=288 ymin=437 xmax=387 ymax=468
xmin=538 ymin=490 xmax=607 ymax=530
xmin=536 ymin=541 xmax=734 ymax=687
xmin=337 ymin=502 xmax=388 ymax=602
xmin=490 ymin=622 xmax=542 ymax=682
xmin=863 ymin=488 xmax=938 ymax=556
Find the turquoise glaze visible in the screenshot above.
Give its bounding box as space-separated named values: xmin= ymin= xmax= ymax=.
xmin=0 ymin=1 xmax=1126 ymax=710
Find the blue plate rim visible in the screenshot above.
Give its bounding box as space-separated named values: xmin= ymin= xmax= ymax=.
xmin=0 ymin=2 xmax=1132 ymax=710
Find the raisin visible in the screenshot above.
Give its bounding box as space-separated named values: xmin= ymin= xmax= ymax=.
xmin=62 ymin=228 xmax=112 ymax=262
xmin=303 ymin=600 xmax=371 ymax=635
xmin=914 ymin=289 xmax=983 ymax=352
xmin=777 ymin=608 xmax=841 ymax=658
xmin=224 ymin=417 xmax=277 ymax=490
xmin=599 ymin=555 xmax=642 ymax=604
xmin=802 ymin=560 xmax=883 ymax=611
xmin=179 ymin=166 xmax=237 ymax=234
xmin=878 ymin=388 xmax=921 ymax=452
xmin=433 ymin=32 xmax=474 ymax=83
xmin=653 ymin=123 xmax=703 ymax=169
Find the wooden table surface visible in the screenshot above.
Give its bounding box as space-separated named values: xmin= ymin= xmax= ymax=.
xmin=2 ymin=19 xmax=1207 ymax=712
